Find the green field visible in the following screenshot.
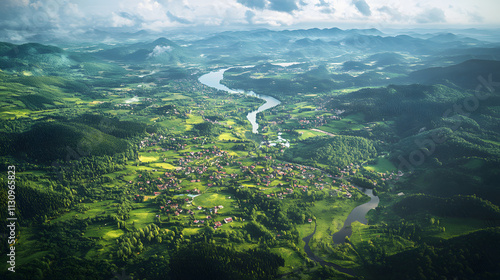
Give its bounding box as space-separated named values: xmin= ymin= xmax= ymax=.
xmin=364 ymin=157 xmax=397 ymax=173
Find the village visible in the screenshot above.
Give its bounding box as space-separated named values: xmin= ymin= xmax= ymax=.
xmin=123 ymin=130 xmax=400 ymax=239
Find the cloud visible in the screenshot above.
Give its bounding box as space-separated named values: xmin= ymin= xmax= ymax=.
xmin=237 ymin=0 xmax=266 ymax=10
xmin=112 ymin=12 xmax=136 ymax=27
xmin=166 ymin=11 xmax=192 ymax=24
xmin=316 ymin=0 xmax=334 ymax=14
xmin=268 ymin=0 xmax=299 ymax=14
xmin=352 ymin=0 xmax=371 ymax=16
xmin=468 ymin=12 xmax=483 ymax=23
xmin=245 ymin=10 xmax=256 ymax=24
xmin=377 ymin=5 xmax=402 ymax=21
xmin=148 ymin=45 xmax=172 ymax=58
xmin=316 ymin=0 xmax=329 ymax=7
xmin=0 ymin=0 xmax=85 ymax=33
xmin=4 ymin=0 xmax=30 ymax=7
xmin=415 ymin=7 xmax=446 ymax=23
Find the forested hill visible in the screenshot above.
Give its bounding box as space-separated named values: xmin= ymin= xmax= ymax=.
xmin=0 ymin=42 xmax=76 ymax=73
xmin=283 ymin=136 xmax=377 ymax=171
xmin=408 ymin=59 xmax=500 ymax=89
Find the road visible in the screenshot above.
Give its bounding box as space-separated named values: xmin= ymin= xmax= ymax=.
xmin=311 ymin=128 xmax=336 ymax=137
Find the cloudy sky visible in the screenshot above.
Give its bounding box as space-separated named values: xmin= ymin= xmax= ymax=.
xmin=1 ymin=0 xmax=499 ymax=40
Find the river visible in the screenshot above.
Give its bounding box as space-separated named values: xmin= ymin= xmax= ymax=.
xmin=331 ymin=187 xmax=380 ymax=244
xmin=198 ymin=68 xmax=281 ymax=134
xmin=301 ymin=187 xmax=379 ymax=276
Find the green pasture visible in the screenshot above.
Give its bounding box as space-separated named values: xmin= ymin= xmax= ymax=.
xmin=318 ymin=113 xmax=366 ymax=133
xmin=51 ymin=200 xmax=117 ymax=223
xmin=364 ymin=157 xmax=397 ymax=173
xmin=128 ymin=206 xmax=156 ymax=228
xmin=426 ymin=217 xmax=487 ymax=239
xmin=296 ymin=129 xmax=325 ymax=140
xmin=271 ymin=247 xmax=306 ymax=274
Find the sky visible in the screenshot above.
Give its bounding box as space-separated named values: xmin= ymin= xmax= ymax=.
xmin=1 ymin=0 xmax=499 ymax=41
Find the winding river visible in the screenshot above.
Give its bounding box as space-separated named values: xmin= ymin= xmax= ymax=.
xmin=331 ymin=187 xmax=379 ymax=244
xmin=302 ymin=187 xmax=379 ymax=276
xmin=199 ymin=67 xmax=379 ymax=274
xmin=198 ymin=68 xmax=281 ymax=134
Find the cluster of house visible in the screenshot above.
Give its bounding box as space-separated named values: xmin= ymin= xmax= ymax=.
xmin=213 ymin=217 xmax=234 ymax=230
xmin=265 ymin=192 xmax=287 ymax=199
xmin=379 ymin=170 xmax=404 ymax=182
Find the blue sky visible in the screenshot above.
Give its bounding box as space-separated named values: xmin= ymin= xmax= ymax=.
xmin=0 ymin=0 xmax=499 ymax=40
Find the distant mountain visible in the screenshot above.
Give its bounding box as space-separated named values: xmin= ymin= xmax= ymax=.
xmin=96 ymin=37 xmax=195 ymax=64
xmin=366 ymin=52 xmax=406 ymax=67
xmin=409 ymin=59 xmax=500 ymax=89
xmin=222 ymin=27 xmax=384 ymax=40
xmin=427 ymin=32 xmax=480 ymax=44
xmin=341 ymin=60 xmax=371 ymax=71
xmin=189 ymin=28 xmax=494 ymax=65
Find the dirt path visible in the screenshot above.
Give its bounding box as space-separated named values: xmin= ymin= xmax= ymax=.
xmin=311 ymin=128 xmax=336 ymax=137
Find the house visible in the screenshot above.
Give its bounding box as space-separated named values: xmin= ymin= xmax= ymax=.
xmin=308 ymin=219 xmax=312 ymax=223
xmin=224 ymin=217 xmax=233 ymax=223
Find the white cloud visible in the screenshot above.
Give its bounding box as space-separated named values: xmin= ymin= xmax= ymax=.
xmin=415 ymin=7 xmax=446 ymax=24
xmin=111 ymin=12 xmax=135 ymax=27
xmin=148 ymin=45 xmax=172 ymax=57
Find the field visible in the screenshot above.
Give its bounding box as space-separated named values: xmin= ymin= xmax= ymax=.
xmin=318 ymin=113 xmax=366 ymax=134
xmin=364 ymin=157 xmax=397 ymax=173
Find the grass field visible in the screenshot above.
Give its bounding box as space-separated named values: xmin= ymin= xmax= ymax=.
xmin=186 ymin=114 xmax=204 ymax=124
xmin=128 ymin=206 xmax=156 ymax=228
xmin=296 ymin=129 xmax=325 ymax=140
xmin=193 ymin=192 xmax=234 ymax=215
xmin=318 ymin=113 xmax=366 ymax=133
xmin=139 ymin=155 xmax=159 ymax=162
xmin=427 ymin=217 xmax=486 ymax=239
xmin=364 ymin=157 xmax=397 ymax=173
xmin=51 ymin=200 xmax=116 ymax=223
xmin=271 ymin=247 xmax=306 ymax=274
xmin=218 ymin=132 xmax=239 ymax=141
xmin=161 ymin=93 xmax=190 ymax=101
xmin=150 ymin=162 xmax=176 ymax=169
